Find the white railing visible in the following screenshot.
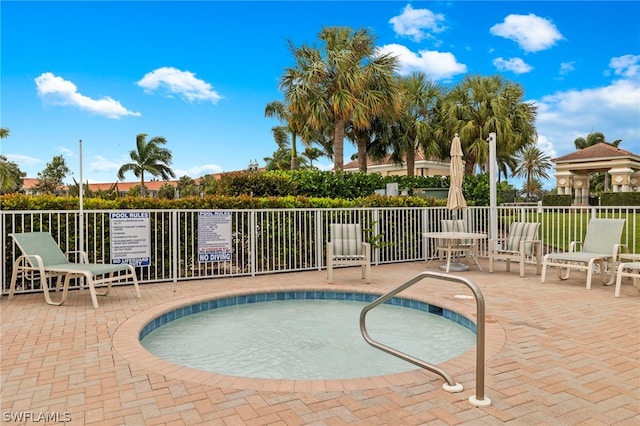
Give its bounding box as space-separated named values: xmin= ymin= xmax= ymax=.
xmin=2 ymin=206 xmax=638 ymax=295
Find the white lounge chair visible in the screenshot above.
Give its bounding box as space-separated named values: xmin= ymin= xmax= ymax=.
xmin=614 ymin=262 xmax=640 ymax=297
xmin=541 ymin=218 xmax=625 ymax=289
xmin=9 ymin=232 xmax=141 ymax=308
xmin=326 ymin=224 xmax=371 ymax=283
xmin=489 ymin=222 xmax=542 ymax=277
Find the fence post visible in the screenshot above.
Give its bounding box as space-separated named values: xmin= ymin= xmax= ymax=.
xmin=172 ymin=210 xmax=178 ymax=283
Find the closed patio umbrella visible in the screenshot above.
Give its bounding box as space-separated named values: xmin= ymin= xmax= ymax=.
xmin=447 ymin=134 xmax=467 ymax=210
xmin=442 ymin=133 xmax=469 ymax=271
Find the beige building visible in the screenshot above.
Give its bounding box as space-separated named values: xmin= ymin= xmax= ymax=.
xmin=343 ymin=151 xmax=450 ymax=176
xmin=553 ymin=143 xmax=640 ymax=205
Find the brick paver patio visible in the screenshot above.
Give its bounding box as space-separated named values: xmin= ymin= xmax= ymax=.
xmin=2 ymin=260 xmax=638 ymax=425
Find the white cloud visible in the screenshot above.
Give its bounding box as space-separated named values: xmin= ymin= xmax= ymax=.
xmin=4 ymin=153 xmax=41 ymax=166
xmin=90 ymin=155 xmax=123 ymax=173
xmin=58 ymin=146 xmax=75 ymax=158
xmin=137 ymin=67 xmax=223 ymax=104
xmin=490 ymin=14 xmax=563 ymax=52
xmin=534 ymin=75 xmax=640 ymax=160
xmin=175 ymin=164 xmax=223 ymax=178
xmin=559 ymin=62 xmax=575 ymax=76
xmin=609 ymin=54 xmax=640 ymax=78
xmin=35 ymin=72 xmax=141 ymax=119
xmin=377 ymin=44 xmax=467 ymax=81
xmin=389 ymin=4 xmax=446 ymax=42
xmin=493 ymin=57 xmax=533 ymax=74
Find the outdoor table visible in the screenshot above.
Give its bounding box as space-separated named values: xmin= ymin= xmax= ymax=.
xmin=423 ymin=231 xmax=487 ymax=273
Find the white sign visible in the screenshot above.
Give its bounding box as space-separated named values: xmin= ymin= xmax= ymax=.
xmin=109 ymin=212 xmax=151 ymax=266
xmin=198 ymin=211 xmax=232 ymax=262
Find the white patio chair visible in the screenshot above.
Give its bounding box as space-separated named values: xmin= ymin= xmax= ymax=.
xmin=614 ymin=262 xmax=640 ymax=297
xmin=541 ymin=218 xmax=625 ymax=289
xmin=326 ymin=224 xmax=371 ymax=284
xmin=9 ymin=232 xmax=141 ymax=308
xmin=489 ymin=222 xmax=542 ymax=277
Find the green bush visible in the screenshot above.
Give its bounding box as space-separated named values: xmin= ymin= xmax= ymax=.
xmin=601 ymin=192 xmax=640 ymax=206
xmin=1 ymin=193 xmax=440 ymax=211
xmin=542 ymin=194 xmax=572 ymax=206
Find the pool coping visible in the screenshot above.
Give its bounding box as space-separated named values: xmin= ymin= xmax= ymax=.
xmin=112 ymin=284 xmax=506 ymax=393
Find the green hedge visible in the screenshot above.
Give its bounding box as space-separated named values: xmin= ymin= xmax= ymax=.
xmin=601 ymin=192 xmax=640 ymax=206
xmin=0 ymin=193 xmax=442 ymax=211
xmin=542 ymin=194 xmax=572 ymax=206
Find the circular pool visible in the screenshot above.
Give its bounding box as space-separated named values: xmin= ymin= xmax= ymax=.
xmin=139 ymin=291 xmax=476 ymax=380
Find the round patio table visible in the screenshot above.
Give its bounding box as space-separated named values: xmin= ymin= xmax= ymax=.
xmin=423 ymin=231 xmax=487 ymax=272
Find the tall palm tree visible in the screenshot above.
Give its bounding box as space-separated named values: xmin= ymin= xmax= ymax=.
xmin=381 ymin=73 xmax=444 ymax=176
xmin=265 ymin=100 xmax=308 ymax=170
xmin=513 ymin=145 xmax=552 ymax=201
xmin=280 ymin=26 xmax=398 ymax=171
xmin=441 ymin=75 xmax=537 ymax=175
xmin=117 ymin=133 xmax=175 ymax=196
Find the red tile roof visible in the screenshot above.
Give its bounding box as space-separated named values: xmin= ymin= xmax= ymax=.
xmin=554 ymin=143 xmax=638 ymax=162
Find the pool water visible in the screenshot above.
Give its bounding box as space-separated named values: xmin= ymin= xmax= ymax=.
xmin=141 ymin=298 xmax=475 ymax=380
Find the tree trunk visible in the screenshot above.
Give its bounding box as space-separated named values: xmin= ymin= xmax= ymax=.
xmin=333 ymin=119 xmax=345 ymax=172
xmin=406 ymin=137 xmax=417 ymax=177
xmin=357 ymin=136 xmax=367 ymax=173
xmin=290 ymin=133 xmax=298 ymax=170
xmin=464 ymin=153 xmax=476 ymax=175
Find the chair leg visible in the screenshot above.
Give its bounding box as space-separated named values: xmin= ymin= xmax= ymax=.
xmin=615 ymin=264 xmax=624 ymax=297
xmin=519 ymin=253 xmax=525 ymax=278
xmin=130 ymin=267 xmax=141 ymax=298
xmin=540 ymin=256 xmax=548 ymax=283
xmin=489 ymin=253 xmax=494 ymax=273
xmin=586 ymin=259 xmax=599 ymax=290
xmin=82 ymin=273 xmax=100 ymax=309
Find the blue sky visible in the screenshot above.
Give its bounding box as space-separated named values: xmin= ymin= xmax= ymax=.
xmin=1 ymin=1 xmax=639 ymax=189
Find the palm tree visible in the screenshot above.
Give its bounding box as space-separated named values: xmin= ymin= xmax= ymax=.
xmin=377 ymin=73 xmax=444 ymax=176
xmin=574 ymin=132 xmax=621 ymax=150
xmin=263 ymin=135 xmax=307 ymax=171
xmin=280 ymin=26 xmax=398 ymax=171
xmin=265 ymin=100 xmax=307 ymax=170
xmin=513 ymin=145 xmax=552 ymax=201
xmin=117 ymin=133 xmax=175 ymax=196
xmin=441 ymin=75 xmax=537 ymax=175
xmin=0 ymin=128 xmax=15 ymax=192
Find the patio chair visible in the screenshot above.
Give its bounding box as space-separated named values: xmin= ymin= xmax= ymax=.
xmin=489 ymin=222 xmax=542 ymax=277
xmin=8 ymin=232 xmax=141 ymax=309
xmin=438 ymin=219 xmax=482 ymax=272
xmin=540 ymin=218 xmax=625 ymax=289
xmin=614 ymin=262 xmax=640 ymax=297
xmin=326 ymin=224 xmax=371 ymax=283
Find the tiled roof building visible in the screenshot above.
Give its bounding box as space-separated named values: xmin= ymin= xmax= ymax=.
xmin=553 ymin=143 xmax=640 ymax=204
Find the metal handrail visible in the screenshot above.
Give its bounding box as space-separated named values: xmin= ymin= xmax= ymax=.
xmin=359 ymin=270 xmax=491 ymax=407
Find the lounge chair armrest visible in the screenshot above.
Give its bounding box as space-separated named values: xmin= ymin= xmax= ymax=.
xmin=612 ymin=243 xmax=627 ymax=262
xmin=66 ymin=250 xmax=90 ymax=263
xmin=25 ymin=254 xmax=45 ymax=268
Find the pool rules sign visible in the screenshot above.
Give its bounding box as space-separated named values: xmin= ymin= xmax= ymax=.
xmin=109 ymin=212 xmax=151 ymax=266
xmin=198 ymin=211 xmax=232 ymax=262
